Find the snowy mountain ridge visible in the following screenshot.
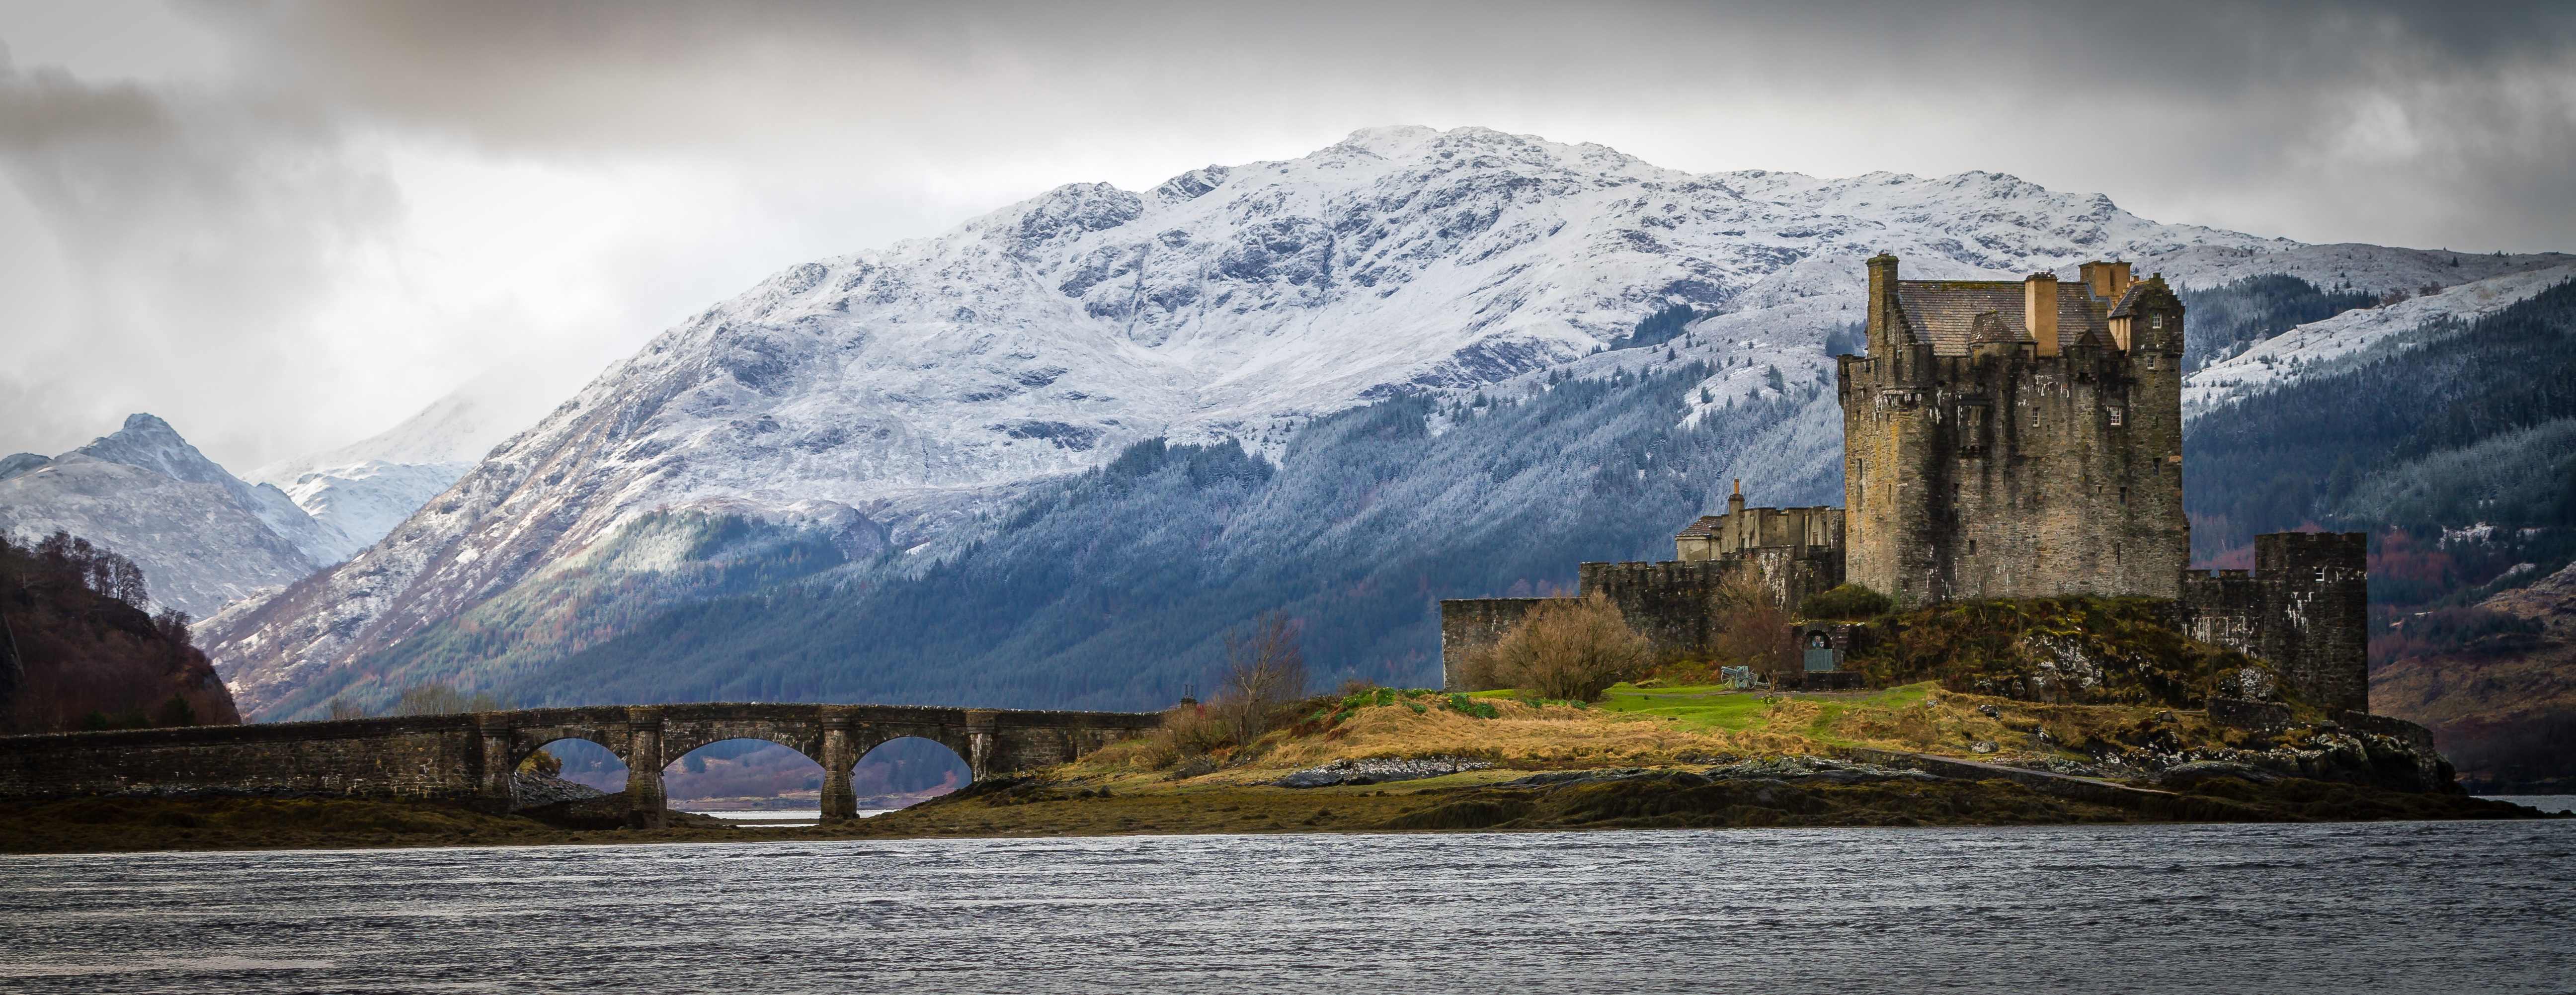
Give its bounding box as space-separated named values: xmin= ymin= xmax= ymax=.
xmin=248 ymin=364 xmax=586 ymax=551
xmin=198 ymin=125 xmax=2569 ymax=715
xmin=0 ymin=414 xmax=342 ymax=616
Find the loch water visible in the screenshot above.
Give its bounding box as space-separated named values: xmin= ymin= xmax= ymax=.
xmin=4 ymin=819 xmax=2572 ymax=994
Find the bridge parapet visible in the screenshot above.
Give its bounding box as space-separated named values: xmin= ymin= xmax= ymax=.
xmin=0 ymin=702 xmax=1162 ymax=825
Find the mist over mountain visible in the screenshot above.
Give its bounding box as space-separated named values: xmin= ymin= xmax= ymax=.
xmin=188 ymin=126 xmax=2573 ymax=719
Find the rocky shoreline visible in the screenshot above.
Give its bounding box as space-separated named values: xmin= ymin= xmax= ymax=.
xmin=0 ymin=756 xmax=2560 ymax=854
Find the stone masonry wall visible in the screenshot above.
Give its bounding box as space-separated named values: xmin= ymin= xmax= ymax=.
xmin=1439 ymin=550 xmax=1842 ymax=689
xmin=0 ymin=702 xmax=1162 ymax=823
xmin=1840 ymin=255 xmax=2188 ymax=606
xmin=1439 ymin=597 xmax=1560 ymax=690
xmin=2176 ymin=532 xmax=2371 ymax=714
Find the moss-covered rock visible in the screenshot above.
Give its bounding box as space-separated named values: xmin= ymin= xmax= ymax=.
xmin=1848 ymin=597 xmax=2272 ymax=709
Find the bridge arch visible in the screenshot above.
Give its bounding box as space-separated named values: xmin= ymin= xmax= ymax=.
xmin=849 ymin=735 xmax=972 ymax=809
xmin=662 ymin=737 xmax=828 ymax=812
xmin=519 ymin=737 xmax=629 ymax=795
xmin=0 ymin=701 xmax=1163 ymax=828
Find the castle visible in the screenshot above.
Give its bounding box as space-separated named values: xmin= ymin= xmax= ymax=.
xmin=1441 ymin=254 xmax=2372 ymax=713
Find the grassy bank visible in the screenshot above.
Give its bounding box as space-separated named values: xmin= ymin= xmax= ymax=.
xmin=4 ymin=683 xmax=2558 ymax=855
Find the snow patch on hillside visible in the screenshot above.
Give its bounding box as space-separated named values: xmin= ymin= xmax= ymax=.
xmin=2183 ymin=263 xmax=2576 ymax=420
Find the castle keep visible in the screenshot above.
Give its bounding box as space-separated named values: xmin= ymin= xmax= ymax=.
xmin=1441 ymin=254 xmax=2373 ymax=713
xmin=1844 ymin=255 xmax=2189 ymax=604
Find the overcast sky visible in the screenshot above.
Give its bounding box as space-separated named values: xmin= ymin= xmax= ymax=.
xmin=1 ymin=0 xmax=2569 ymax=471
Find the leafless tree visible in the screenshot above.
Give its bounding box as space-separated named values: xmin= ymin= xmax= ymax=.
xmin=1712 ymin=573 xmax=1794 ymax=679
xmin=1216 ymin=610 xmax=1308 ymax=743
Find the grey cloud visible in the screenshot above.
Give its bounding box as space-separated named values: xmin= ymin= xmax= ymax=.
xmin=0 ymin=0 xmax=2567 ymax=466
xmin=212 ymin=0 xmax=2572 ymax=247
xmin=0 ymin=48 xmax=399 ymax=466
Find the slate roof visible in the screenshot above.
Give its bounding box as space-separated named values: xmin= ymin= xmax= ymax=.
xmin=1969 ymin=311 xmax=2025 ymax=344
xmin=2107 ymin=283 xmax=2152 ymax=318
xmin=1894 ymin=280 xmax=2115 ymax=355
xmin=1676 ymin=515 xmax=1724 ymax=539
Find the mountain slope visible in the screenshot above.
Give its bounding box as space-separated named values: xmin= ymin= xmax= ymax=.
xmin=2184 ymin=262 xmax=2576 ymax=417
xmin=0 ymin=415 xmax=340 ymax=617
xmin=331 ymin=360 xmax=1835 ymax=716
xmin=0 ymin=532 xmax=241 ymax=734
xmin=2181 ymin=277 xmax=2576 ymax=560
xmin=201 ymin=125 xmax=2569 ymax=717
xmin=249 ymin=366 xmax=576 ymax=550
xmin=2372 ymin=561 xmax=2576 ymax=790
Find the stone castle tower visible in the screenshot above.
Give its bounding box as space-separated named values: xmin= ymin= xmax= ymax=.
xmin=1441 ymin=252 xmax=2370 ymax=713
xmin=1838 ymin=254 xmax=2190 ymax=606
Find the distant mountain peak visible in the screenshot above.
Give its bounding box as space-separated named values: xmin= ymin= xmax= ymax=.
xmin=74 ymin=413 xmax=234 ymax=488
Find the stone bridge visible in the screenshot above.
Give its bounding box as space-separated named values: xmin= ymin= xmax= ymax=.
xmin=0 ymin=702 xmax=1162 ymax=827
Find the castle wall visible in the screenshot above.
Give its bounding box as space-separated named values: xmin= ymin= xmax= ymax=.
xmin=1437 ymin=547 xmax=1843 ymax=689
xmin=1677 ymin=504 xmax=1843 ymax=561
xmin=2176 ymin=532 xmax=2371 ymax=714
xmin=1438 ymin=597 xmax=1561 ymax=690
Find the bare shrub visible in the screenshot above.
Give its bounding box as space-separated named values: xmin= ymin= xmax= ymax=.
xmin=1215 ymin=611 xmax=1308 ymax=743
xmin=1165 ymin=704 xmax=1236 ymax=755
xmin=1461 ymin=593 xmax=1652 ymax=701
xmin=1112 ymin=704 xmax=1234 ymax=770
xmin=1713 ymin=574 xmax=1795 ymax=679
xmin=388 ymin=683 xmax=505 ymax=716
xmin=326 ymin=698 xmax=367 ymax=721
xmin=1798 ymin=583 xmax=1891 ymax=621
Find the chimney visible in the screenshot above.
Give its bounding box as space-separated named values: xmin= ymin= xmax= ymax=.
xmin=2024 ymin=272 xmax=2061 ymax=357
xmin=2079 ymin=260 xmax=2115 ymax=300
xmin=1728 ymin=478 xmax=1747 ymax=517
xmin=1867 ymin=254 xmax=1901 ymax=350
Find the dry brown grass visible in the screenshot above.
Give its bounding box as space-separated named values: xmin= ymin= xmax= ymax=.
xmin=1074 ymin=697 xmax=1839 ymax=778
xmin=1080 ymin=705 xmax=1237 ymax=771
xmin=1070 ymin=681 xmax=2255 ymax=784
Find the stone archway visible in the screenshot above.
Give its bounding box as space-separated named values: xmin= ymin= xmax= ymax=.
xmin=515 ymin=735 xmax=630 ymax=796
xmin=847 ymin=736 xmax=973 ymax=812
xmin=662 ymin=737 xmax=832 ymax=815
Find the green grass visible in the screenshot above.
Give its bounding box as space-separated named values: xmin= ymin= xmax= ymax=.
xmin=1592 ymin=681 xmax=1941 ymax=735
xmin=1593 ymin=683 xmax=1774 ymax=731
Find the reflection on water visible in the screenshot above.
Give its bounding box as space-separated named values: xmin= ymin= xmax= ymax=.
xmin=691 ymin=809 xmax=894 ymax=828
xmin=2 ymin=821 xmax=2571 ymax=993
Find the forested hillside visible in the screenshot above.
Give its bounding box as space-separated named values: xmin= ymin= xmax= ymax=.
xmin=2176 ymin=274 xmax=2376 ymax=372
xmin=0 ymin=533 xmax=240 ymax=734
xmin=2183 ymin=278 xmax=2576 ymax=564
xmin=417 ymin=360 xmax=1839 ymax=714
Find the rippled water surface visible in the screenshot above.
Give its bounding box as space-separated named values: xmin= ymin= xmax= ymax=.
xmin=5 ymin=821 xmax=2572 ymax=993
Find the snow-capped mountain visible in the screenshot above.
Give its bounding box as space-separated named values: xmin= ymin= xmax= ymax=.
xmin=197 ymin=124 xmax=2568 ymax=715
xmin=0 ymin=414 xmax=339 ymax=616
xmin=2183 ymin=261 xmax=2576 ymax=419
xmin=249 ymin=366 xmax=575 ymax=550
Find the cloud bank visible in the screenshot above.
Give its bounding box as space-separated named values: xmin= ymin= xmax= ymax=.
xmin=0 ymin=0 xmax=2568 ymax=467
